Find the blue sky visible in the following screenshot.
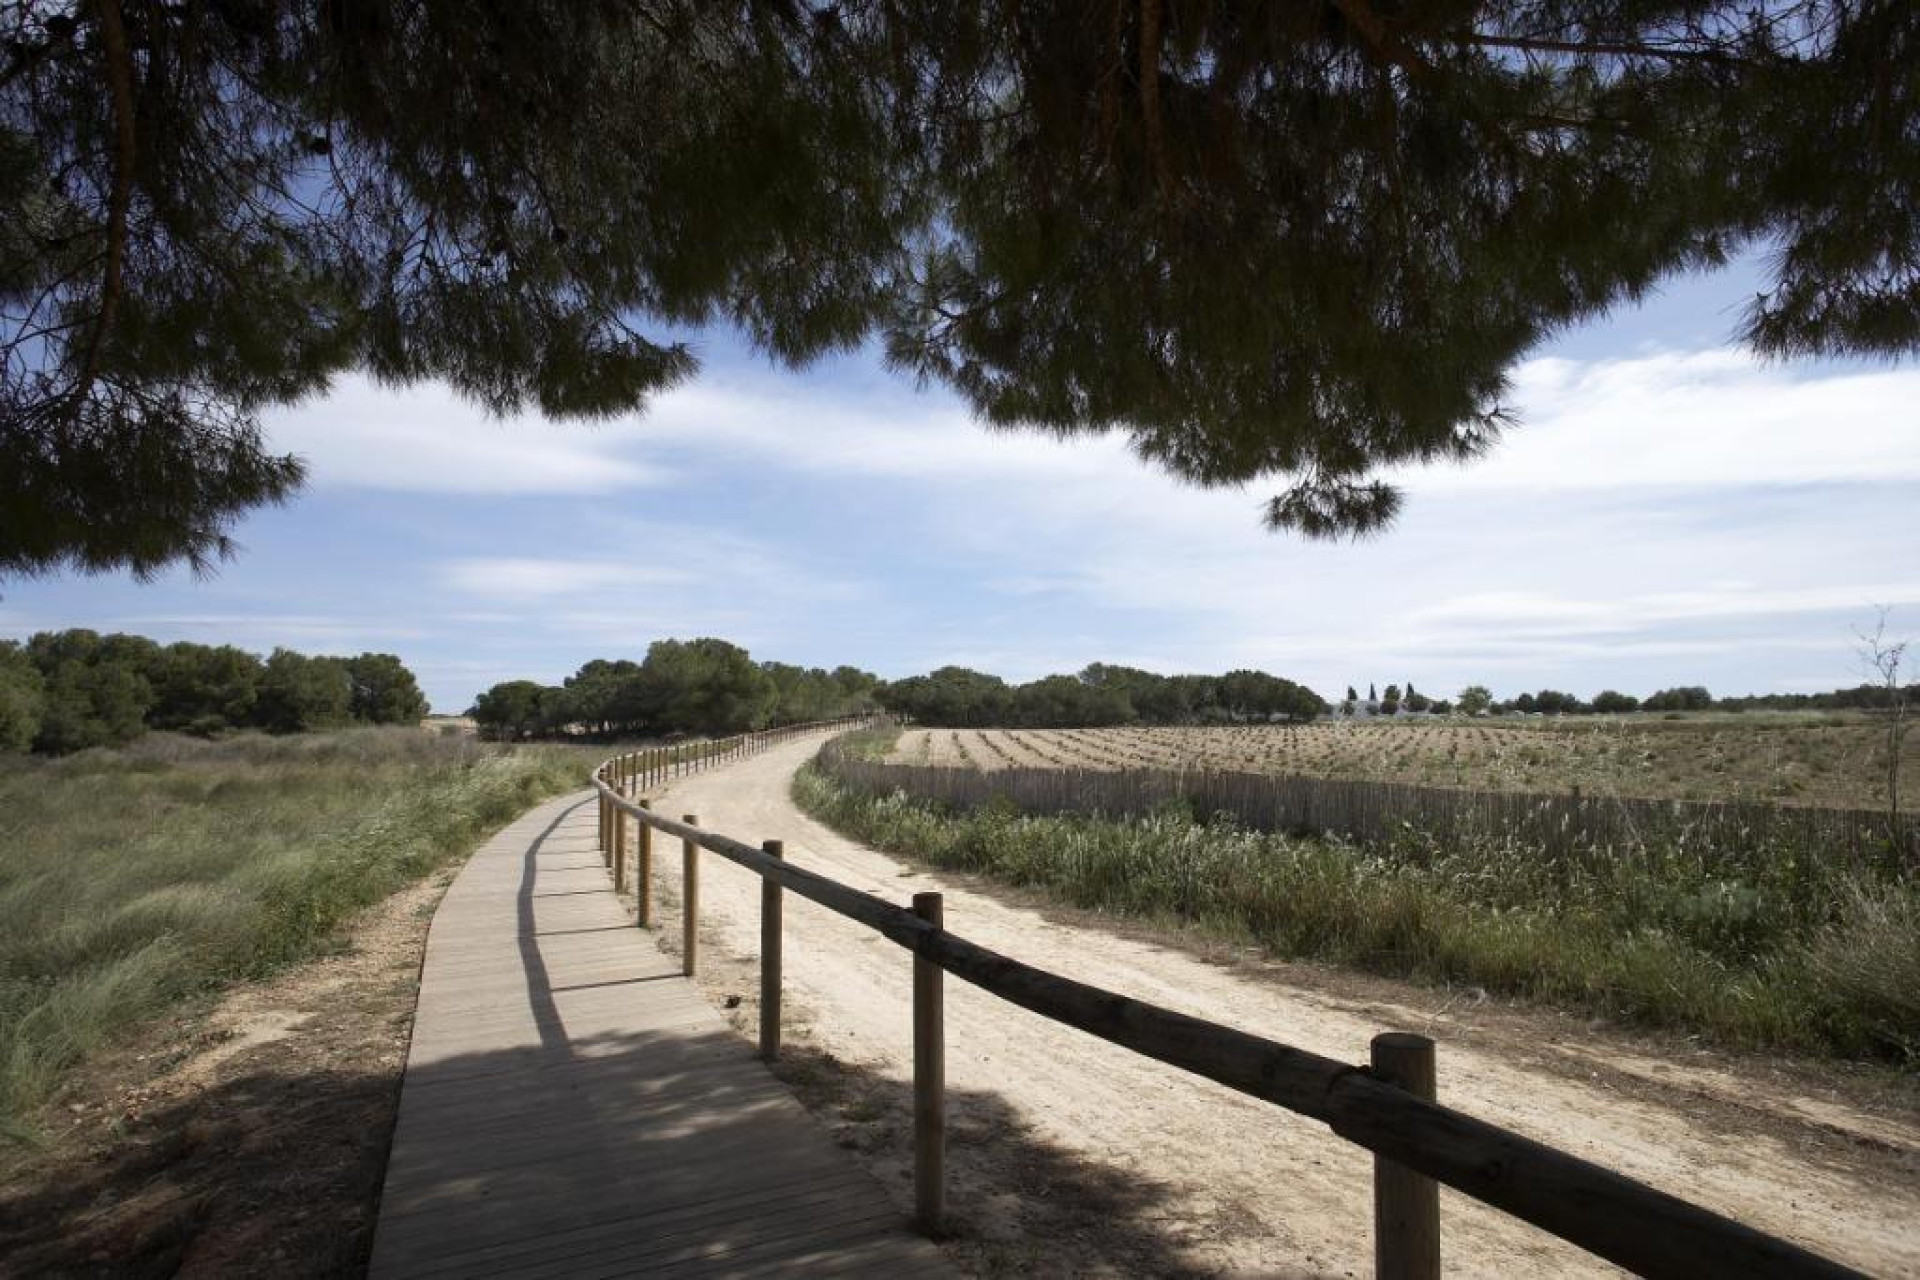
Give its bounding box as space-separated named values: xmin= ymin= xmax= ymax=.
xmin=4 ymin=259 xmax=1917 ymax=713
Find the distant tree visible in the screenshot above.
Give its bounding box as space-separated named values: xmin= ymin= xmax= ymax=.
xmin=148 ymin=642 xmax=263 ymax=734
xmin=1380 ymin=683 xmax=1402 ymax=715
xmin=879 ymin=666 xmax=1012 ymax=727
xmin=253 ymin=649 xmax=352 ymax=732
xmin=1513 ymin=692 xmax=1538 ymax=714
xmin=25 ymin=629 xmax=155 ymax=752
xmin=760 ymin=661 xmax=882 ymax=725
xmin=34 ymin=657 xmax=152 ymax=752
xmin=1405 ymin=690 xmax=1433 ymax=713
xmin=829 ymin=665 xmax=884 ymax=710
xmin=472 ymin=680 xmax=551 ymax=741
xmin=1455 ymin=685 xmax=1493 ymax=716
xmin=553 ymin=658 xmax=646 ymax=736
xmin=1346 ymin=685 xmax=1359 ymax=704
xmin=639 ymin=639 xmax=776 ymax=735
xmin=1591 ymin=690 xmax=1640 ymax=714
xmin=1012 ymin=674 xmax=1128 ymax=726
xmin=1429 ymin=699 xmax=1453 ymax=715
xmin=0 ymin=641 xmax=46 ymax=753
xmin=344 ymin=653 xmax=429 ymax=725
xmin=1216 ymin=670 xmax=1327 ymax=722
xmin=1368 ymin=683 xmax=1378 ymax=703
xmin=1533 ymin=689 xmax=1584 ymax=715
xmin=1643 ymin=686 xmax=1714 ymax=712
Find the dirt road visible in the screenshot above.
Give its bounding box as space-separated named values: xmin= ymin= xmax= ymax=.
xmin=633 ymin=736 xmax=1919 ymax=1277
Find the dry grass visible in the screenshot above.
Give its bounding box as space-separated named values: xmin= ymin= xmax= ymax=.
xmin=0 ymin=728 xmax=589 ymax=1139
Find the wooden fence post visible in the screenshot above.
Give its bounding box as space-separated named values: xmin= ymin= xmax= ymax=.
xmin=760 ymin=840 xmax=784 ymax=1060
xmin=599 ymin=792 xmax=610 ymax=865
xmin=636 ymin=800 xmax=653 ymax=928
xmin=613 ymin=799 xmax=627 ymax=894
xmin=913 ymin=891 xmax=945 ymax=1235
xmin=1372 ymin=1032 xmax=1440 ymax=1280
xmin=681 ymin=815 xmax=700 ymax=977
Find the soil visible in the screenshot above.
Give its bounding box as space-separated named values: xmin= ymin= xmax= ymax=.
xmin=638 ymin=737 xmax=1920 ymax=1277
xmin=0 ymin=871 xmax=452 ymax=1278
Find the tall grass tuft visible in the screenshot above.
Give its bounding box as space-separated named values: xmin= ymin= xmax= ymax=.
xmin=793 ymin=763 xmax=1920 ymax=1066
xmin=0 ymin=728 xmax=587 ymax=1136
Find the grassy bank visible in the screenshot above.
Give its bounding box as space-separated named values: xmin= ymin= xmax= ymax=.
xmin=796 ymin=747 xmax=1919 ymax=1065
xmin=0 ymin=728 xmax=587 ymax=1136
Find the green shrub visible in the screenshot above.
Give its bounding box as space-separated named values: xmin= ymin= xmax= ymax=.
xmin=793 ymin=766 xmax=1920 ymax=1065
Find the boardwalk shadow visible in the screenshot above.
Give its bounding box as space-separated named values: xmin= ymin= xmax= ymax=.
xmin=767 ymin=1042 xmax=1232 ymax=1277
xmin=0 ymin=1028 xmax=1228 ymax=1278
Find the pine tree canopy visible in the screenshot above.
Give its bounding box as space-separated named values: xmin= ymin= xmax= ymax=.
xmin=3 ymin=2 xmax=1915 ymax=577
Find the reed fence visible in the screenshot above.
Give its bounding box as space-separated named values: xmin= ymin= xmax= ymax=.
xmin=589 ymin=727 xmax=1860 ymax=1279
xmin=818 ymin=745 xmax=1919 ymax=867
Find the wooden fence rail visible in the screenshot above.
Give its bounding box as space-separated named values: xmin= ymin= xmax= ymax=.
xmin=817 ymin=747 xmax=1919 ymax=868
xmin=589 ymin=725 xmax=1861 ymax=1278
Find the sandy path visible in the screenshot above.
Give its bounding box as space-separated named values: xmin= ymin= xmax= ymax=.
xmin=638 ymin=736 xmax=1920 ymax=1277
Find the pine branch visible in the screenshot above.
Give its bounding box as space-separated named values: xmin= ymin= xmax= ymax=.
xmin=1452 ymin=30 xmax=1744 ymax=66
xmin=1138 ymin=0 xmax=1174 ymax=206
xmin=1331 ymin=0 xmax=1435 ymax=81
xmin=74 ymin=0 xmax=138 ymax=400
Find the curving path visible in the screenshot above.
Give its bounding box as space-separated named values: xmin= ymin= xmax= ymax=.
xmin=639 ymin=737 xmax=1920 ymax=1277
xmin=367 ymin=786 xmax=950 ymax=1277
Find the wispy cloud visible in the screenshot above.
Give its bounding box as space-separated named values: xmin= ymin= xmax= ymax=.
xmin=439 ymin=558 xmax=695 ymax=599
xmin=1400 ymin=349 xmax=1920 ymax=493
xmin=264 ymin=376 xmax=672 ymax=494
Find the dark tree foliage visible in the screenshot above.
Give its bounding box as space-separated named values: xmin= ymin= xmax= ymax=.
xmin=0 ymin=638 xmax=42 ymax=750
xmin=878 ymin=662 xmax=1326 ymax=727
xmin=877 ymin=667 xmax=1013 ymax=727
xmin=1591 ymin=688 xmax=1641 ymax=713
xmin=345 ymin=651 xmax=429 ymax=724
xmin=3 ymin=3 xmax=1915 ymax=577
xmin=1642 ymin=684 xmax=1715 ymax=711
xmin=24 ymin=628 xmax=154 ymax=751
xmin=251 ymin=648 xmax=352 ymax=731
xmin=470 ymin=679 xmax=549 ymax=741
xmin=1531 ymin=688 xmax=1585 ymax=714
xmin=1718 ymin=682 xmax=1920 ymax=711
xmin=470 ymin=641 xmax=883 ymax=741
xmin=0 ymin=628 xmax=430 ymax=749
xmin=148 ymin=641 xmax=263 ymax=733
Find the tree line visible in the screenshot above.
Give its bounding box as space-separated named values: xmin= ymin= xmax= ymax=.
xmin=875 ymin=663 xmax=1327 ymax=728
xmin=1355 ymin=683 xmax=1919 ymax=718
xmin=0 ymin=631 xmax=428 ymax=755
xmin=471 ymin=650 xmax=1329 ymax=739
xmin=470 ymin=640 xmax=884 ymax=742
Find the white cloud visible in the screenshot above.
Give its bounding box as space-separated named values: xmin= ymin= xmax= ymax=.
xmin=1406 ymin=584 xmax=1920 ymax=636
xmin=1400 ymin=349 xmax=1920 ymax=493
xmin=439 ymin=558 xmax=694 ymax=599
xmin=264 ymin=376 xmax=671 ymax=493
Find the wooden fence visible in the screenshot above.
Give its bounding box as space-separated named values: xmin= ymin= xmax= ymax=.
xmin=817 ymin=746 xmax=1919 ymax=868
xmin=590 ymin=728 xmax=1861 ymax=1279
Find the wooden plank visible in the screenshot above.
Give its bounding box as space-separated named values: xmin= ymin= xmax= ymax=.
xmin=368 ymin=790 xmax=948 ymax=1279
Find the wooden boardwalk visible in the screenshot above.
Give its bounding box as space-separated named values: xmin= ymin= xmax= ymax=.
xmin=369 ymin=791 xmax=950 ymax=1277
